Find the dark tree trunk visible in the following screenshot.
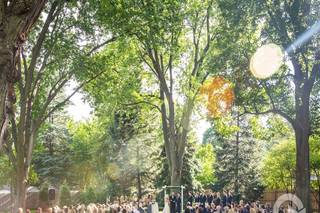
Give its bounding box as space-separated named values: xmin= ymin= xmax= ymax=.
xmin=295 ymin=126 xmax=311 ymax=213
xmin=0 ymin=41 xmax=17 ymax=147
xmin=293 ymin=81 xmax=313 ymax=213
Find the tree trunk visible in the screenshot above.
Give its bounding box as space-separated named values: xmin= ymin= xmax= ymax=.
xmin=295 ymin=127 xmax=311 ymax=213
xmin=137 ymin=145 xmax=142 ymax=200
xmin=170 ymin=154 xmax=183 ymax=186
xmin=234 ymin=114 xmax=240 ymax=199
xmin=137 ymin=169 xmax=142 ymax=199
xmin=318 ymin=184 xmax=320 ymax=213
xmin=0 ymin=1 xmax=47 ymax=147
xmin=14 ymin=129 xmax=36 ymax=211
xmin=0 ymin=43 xmax=15 ymax=147
xmin=15 ymin=152 xmax=27 ymax=212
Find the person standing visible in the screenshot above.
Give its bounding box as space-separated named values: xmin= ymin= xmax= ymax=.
xmin=222 ymin=191 xmax=227 ymax=207
xmin=214 ymin=193 xmax=221 ymax=206
xmin=187 ymin=192 xmax=194 ymax=206
xmin=227 ymin=191 xmax=233 ymax=205
xmin=176 ymin=193 xmax=182 ymax=213
xmin=147 ymin=195 xmax=153 ymax=213
xmin=194 ymin=192 xmax=200 ymax=203
xmin=170 ymin=193 xmax=177 ymax=213
xmin=207 ymin=192 xmax=213 ymax=205
xmin=199 ymin=193 xmax=206 ymax=206
xmin=163 ymin=196 xmax=171 ymax=213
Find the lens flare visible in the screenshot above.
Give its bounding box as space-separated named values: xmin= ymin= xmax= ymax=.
xmin=200 ymin=77 xmax=234 ymax=118
xmin=286 ymin=20 xmax=320 ymax=54
xmin=250 ymin=43 xmax=284 ymax=79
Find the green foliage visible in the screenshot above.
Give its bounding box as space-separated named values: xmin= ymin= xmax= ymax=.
xmin=195 ymin=144 xmax=216 ymax=188
xmin=310 ymin=136 xmax=320 ymax=192
xmin=206 ymin=112 xmax=265 ymax=201
xmin=67 ymin=120 xmax=103 ymax=189
xmin=79 ymin=187 xmax=96 ymax=204
xmin=262 ymin=137 xmax=320 ymax=192
xmin=59 ymin=184 xmax=72 ymax=207
xmin=79 ymin=187 xmax=111 ymax=204
xmin=0 ymin=154 xmax=14 ymax=188
xmin=33 ymin=121 xmax=72 ymax=186
xmin=39 ymin=183 xmax=49 ymax=203
xmin=249 ymin=115 xmax=293 ymax=143
xmin=261 ymin=139 xmax=295 ymax=190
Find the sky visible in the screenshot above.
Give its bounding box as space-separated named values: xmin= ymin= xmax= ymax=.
xmin=65 ymin=80 xmax=92 ymax=121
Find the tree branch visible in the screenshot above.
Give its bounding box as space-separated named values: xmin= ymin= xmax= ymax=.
xmin=122 ymin=101 xmax=161 ymax=113
xmin=86 ymin=36 xmax=117 ymax=56
xmin=240 ymin=106 xmax=295 ymax=129
xmin=37 ymin=69 xmax=107 ymax=128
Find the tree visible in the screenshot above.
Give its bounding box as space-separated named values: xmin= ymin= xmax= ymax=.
xmin=155 ymin=140 xmax=200 ymax=192
xmin=261 ymin=139 xmax=296 ymax=191
xmin=96 ymin=0 xmax=226 ymax=186
xmin=67 ymin=120 xmax=103 ymax=190
xmin=310 ymin=137 xmax=320 ymax=211
xmin=59 ymin=184 xmax=72 ymax=207
xmin=39 ymin=182 xmax=49 ymax=206
xmin=216 ymin=0 xmax=320 ymax=210
xmin=0 ymin=0 xmax=46 ymax=148
xmin=2 ymin=1 xmax=116 ymax=209
xmin=195 ymin=143 xmax=215 ymax=188
xmin=262 ymin=137 xmax=320 ymax=210
xmin=204 ymin=112 xmax=264 ymax=201
xmin=33 ymin=120 xmax=73 ymax=186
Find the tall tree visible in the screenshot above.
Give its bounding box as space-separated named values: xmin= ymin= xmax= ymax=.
xmin=2 ymin=1 xmax=116 ymax=209
xmin=217 ymin=0 xmax=320 ymax=210
xmin=204 ymin=112 xmax=264 ymax=201
xmin=33 ymin=119 xmax=73 ymax=186
xmin=96 ymin=0 xmax=224 ymax=186
xmin=0 ymin=0 xmax=46 ymax=148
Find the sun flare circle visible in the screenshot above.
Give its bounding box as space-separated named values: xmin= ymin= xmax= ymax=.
xmin=250 ymin=43 xmax=284 ymax=79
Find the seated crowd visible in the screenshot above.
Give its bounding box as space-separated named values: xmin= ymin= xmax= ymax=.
xmin=17 ymin=191 xmax=292 ymax=213
xmin=19 ymin=195 xmax=155 ymax=213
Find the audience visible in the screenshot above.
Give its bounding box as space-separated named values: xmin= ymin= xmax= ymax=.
xmin=17 ymin=190 xmax=295 ymax=213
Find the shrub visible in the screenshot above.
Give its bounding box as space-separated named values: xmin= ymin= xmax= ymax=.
xmin=39 ymin=183 xmax=49 ymax=203
xmin=79 ymin=187 xmax=96 ymax=205
xmin=59 ymin=184 xmax=72 ymax=206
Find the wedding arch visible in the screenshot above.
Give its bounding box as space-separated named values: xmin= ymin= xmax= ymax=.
xmin=162 ymin=185 xmax=185 ymax=213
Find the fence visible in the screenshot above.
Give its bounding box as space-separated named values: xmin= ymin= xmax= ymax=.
xmin=260 ymin=190 xmax=319 ymax=212
xmin=0 ymin=189 xmax=80 ymax=212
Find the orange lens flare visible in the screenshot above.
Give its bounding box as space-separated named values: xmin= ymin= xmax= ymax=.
xmin=200 ymin=76 xmax=234 ymax=118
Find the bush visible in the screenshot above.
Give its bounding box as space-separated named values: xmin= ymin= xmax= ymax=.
xmin=39 ymin=183 xmax=49 ymax=203
xmin=79 ymin=187 xmax=96 ymax=205
xmin=59 ymin=184 xmax=72 ymax=206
